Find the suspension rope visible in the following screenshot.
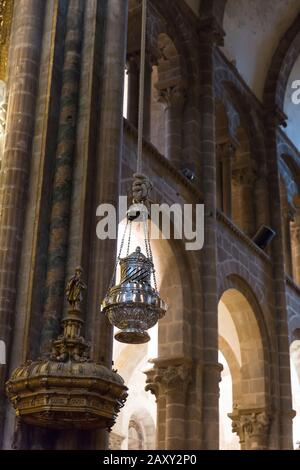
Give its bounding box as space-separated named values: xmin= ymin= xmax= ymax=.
xmin=137 ymin=0 xmax=147 ymax=174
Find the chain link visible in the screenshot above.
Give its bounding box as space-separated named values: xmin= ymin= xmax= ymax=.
xmin=142 ymin=218 xmax=158 ymax=293
xmin=106 ymin=220 xmax=129 ymax=294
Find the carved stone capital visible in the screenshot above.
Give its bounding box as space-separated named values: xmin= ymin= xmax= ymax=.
xmin=228 ymin=408 xmax=271 ymax=450
xmin=157 ymin=85 xmax=186 ymax=110
xmin=145 ymin=357 xmax=192 ymax=399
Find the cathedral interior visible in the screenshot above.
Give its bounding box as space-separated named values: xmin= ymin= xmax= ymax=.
xmin=0 ymin=0 xmax=300 ymax=451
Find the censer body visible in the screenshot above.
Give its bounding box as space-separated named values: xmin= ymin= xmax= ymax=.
xmin=101 ymin=246 xmax=166 ymax=344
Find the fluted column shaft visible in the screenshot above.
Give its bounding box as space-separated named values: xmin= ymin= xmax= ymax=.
xmin=198 ymin=26 xmax=221 ymax=449
xmin=0 ymin=0 xmax=45 ymax=444
xmin=254 ymin=174 xmax=270 ymax=231
xmin=40 ymin=0 xmax=85 ymax=354
xmin=159 ymin=86 xmax=185 ymax=168
xmin=232 ymin=166 xmax=256 ymax=236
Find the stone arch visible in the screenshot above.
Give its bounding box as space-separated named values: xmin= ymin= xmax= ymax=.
xmin=129 ymin=409 xmax=156 ymax=449
xmin=218 ymin=269 xmax=269 ymax=336
xmin=218 ymin=271 xmax=272 ymax=392
xmin=218 ymin=277 xmax=272 ymax=449
xmin=222 ymin=82 xmax=265 ymax=166
xmin=220 ymin=288 xmax=269 ymax=406
xmin=218 ymin=335 xmax=241 ymax=403
xmin=263 ymin=13 xmax=300 ymax=112
xmin=155 ymin=235 xmax=200 ymax=358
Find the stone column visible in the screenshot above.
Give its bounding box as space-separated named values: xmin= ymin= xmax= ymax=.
xmin=265 ymin=110 xmax=294 ymax=448
xmin=40 ymin=0 xmax=85 ymax=354
xmin=127 ymin=54 xmax=139 ymax=127
xmin=0 ymin=0 xmax=45 ymax=445
xmin=158 ymin=85 xmax=186 ymax=168
xmin=217 ymin=141 xmax=235 ymax=217
xmin=126 ymin=52 xmax=152 ymax=139
xmin=86 ymin=0 xmax=128 ymax=449
xmin=229 ymin=408 xmax=271 ymax=450
xmin=198 ymin=18 xmax=224 ymax=449
xmin=282 ymin=208 xmax=294 ymax=278
xmin=145 ymin=358 xmax=192 ymax=450
xmin=254 ymin=171 xmax=271 ymax=231
xmin=232 ymin=166 xmax=256 ymax=236
xmin=291 ymin=213 xmax=300 ymax=285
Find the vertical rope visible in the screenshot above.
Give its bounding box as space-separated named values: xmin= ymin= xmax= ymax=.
xmin=137 ymin=0 xmax=147 ymax=174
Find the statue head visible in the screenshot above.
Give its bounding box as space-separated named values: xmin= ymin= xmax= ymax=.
xmin=75 ymin=266 xmax=83 ymax=278
xmin=132 ymin=173 xmax=152 ymax=203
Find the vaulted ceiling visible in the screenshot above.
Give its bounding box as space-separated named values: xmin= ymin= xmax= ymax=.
xmin=222 ymin=0 xmax=300 ymax=100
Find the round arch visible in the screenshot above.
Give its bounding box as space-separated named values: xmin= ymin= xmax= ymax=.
xmin=264 ymin=13 xmax=300 ymax=111
xmin=218 ymin=279 xmax=272 ymax=449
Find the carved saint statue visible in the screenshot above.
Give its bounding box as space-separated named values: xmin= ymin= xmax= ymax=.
xmin=65 ymin=266 xmax=87 ymax=309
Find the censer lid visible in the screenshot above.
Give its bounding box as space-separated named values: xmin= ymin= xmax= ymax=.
xmin=121 ymin=246 xmax=149 ymax=262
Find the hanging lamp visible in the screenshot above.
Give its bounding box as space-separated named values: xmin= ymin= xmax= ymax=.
xmin=101 ymin=0 xmax=167 ymax=344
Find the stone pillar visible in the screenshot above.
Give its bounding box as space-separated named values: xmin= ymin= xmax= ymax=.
xmin=264 ymin=110 xmax=294 ymax=448
xmin=229 ymin=408 xmax=271 ymax=450
xmin=40 ymin=0 xmax=85 ymax=354
xmin=158 ymin=85 xmax=186 ymax=168
xmin=145 ymin=358 xmax=192 ymax=450
xmin=254 ymin=172 xmax=270 ymax=231
xmin=198 ymin=18 xmax=224 ymax=449
xmin=232 ymin=166 xmax=256 ymax=236
xmin=217 ymin=141 xmax=235 ymax=217
xmin=127 ymin=54 xmax=139 ymax=127
xmin=282 ymin=208 xmax=294 ymax=278
xmin=126 ymin=52 xmax=152 ymax=139
xmin=291 ymin=213 xmax=300 ymax=285
xmin=0 ymin=0 xmax=45 ymax=445
xmin=86 ymin=0 xmax=128 ymax=449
